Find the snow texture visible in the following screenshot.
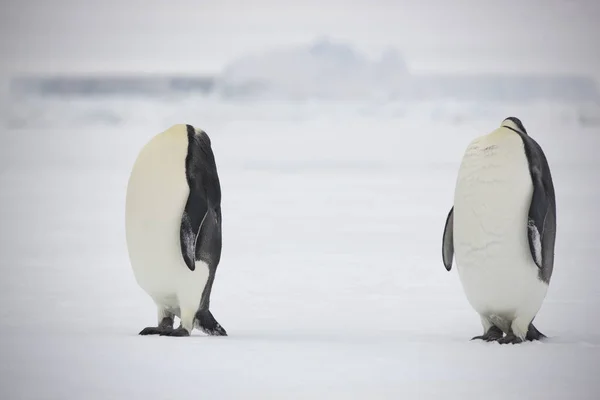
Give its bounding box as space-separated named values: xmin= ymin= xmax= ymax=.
xmin=0 ymin=91 xmax=599 ymax=399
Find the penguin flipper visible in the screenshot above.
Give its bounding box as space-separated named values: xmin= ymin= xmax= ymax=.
xmin=527 ymin=185 xmax=556 ymax=283
xmin=180 ymin=192 xmax=208 ymax=272
xmin=442 ymin=206 xmax=454 ymax=271
xmin=527 ymin=183 xmax=549 ymax=270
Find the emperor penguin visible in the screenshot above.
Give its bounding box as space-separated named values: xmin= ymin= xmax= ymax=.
xmin=442 ymin=117 xmax=557 ymax=344
xmin=125 ymin=124 xmax=227 ymax=337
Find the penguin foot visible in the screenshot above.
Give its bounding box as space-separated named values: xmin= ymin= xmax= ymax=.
xmin=139 ymin=326 xmax=173 ymax=335
xmin=526 ymin=324 xmax=547 ymax=341
xmin=196 ymin=310 xmax=228 ymax=336
xmin=497 ymin=332 xmax=523 ymax=345
xmin=138 ymin=316 xmax=174 ymax=336
xmin=159 ymin=327 xmax=190 ymax=337
xmin=471 ymin=326 xmax=504 ymax=342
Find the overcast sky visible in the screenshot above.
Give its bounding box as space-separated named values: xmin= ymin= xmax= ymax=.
xmin=1 ymin=0 xmax=599 ymax=78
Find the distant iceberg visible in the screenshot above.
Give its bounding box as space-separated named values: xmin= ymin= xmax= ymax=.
xmin=215 ymin=37 xmax=409 ymax=100
xmin=213 ymin=38 xmax=599 ymax=103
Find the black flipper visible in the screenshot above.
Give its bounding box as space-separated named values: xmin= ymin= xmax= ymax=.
xmin=180 ymin=195 xmax=208 ymax=271
xmin=442 ymin=207 xmax=454 ymax=271
xmin=527 ymin=167 xmax=557 ymax=283
xmin=538 ymin=202 xmax=556 ymax=283
xmin=526 ymin=323 xmax=547 ymax=341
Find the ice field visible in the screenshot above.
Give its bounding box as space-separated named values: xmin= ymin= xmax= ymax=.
xmin=0 ymin=91 xmax=599 ymax=400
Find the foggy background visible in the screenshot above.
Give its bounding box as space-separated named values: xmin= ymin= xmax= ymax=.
xmin=0 ymin=1 xmax=599 ymax=399
xmin=1 ymin=0 xmax=600 ymax=76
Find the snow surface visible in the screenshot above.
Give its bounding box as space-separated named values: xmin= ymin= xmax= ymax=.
xmin=0 ymin=94 xmax=599 ymax=399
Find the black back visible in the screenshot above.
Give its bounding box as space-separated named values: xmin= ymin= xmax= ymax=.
xmin=504 ymin=116 xmax=528 ymax=135
xmin=180 ymin=124 xmax=223 ymax=274
xmin=502 ymin=117 xmax=557 ymax=284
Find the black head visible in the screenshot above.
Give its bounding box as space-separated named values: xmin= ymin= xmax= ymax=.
xmin=503 ymin=117 xmax=527 ymax=135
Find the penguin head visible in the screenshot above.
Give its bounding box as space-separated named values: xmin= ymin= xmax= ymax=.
xmin=502 ymin=117 xmax=527 ymax=135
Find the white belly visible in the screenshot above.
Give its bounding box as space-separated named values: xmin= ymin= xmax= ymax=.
xmin=453 ymin=131 xmax=548 ymax=321
xmin=125 ymin=130 xmax=209 ymax=312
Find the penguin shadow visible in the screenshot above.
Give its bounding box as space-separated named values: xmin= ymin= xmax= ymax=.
xmin=128 ymin=322 xmax=600 ymax=348
xmin=130 ymin=325 xmax=458 ymax=345
xmin=187 ymin=329 xmax=480 ymax=346
xmin=535 ymin=334 xmax=600 ymax=348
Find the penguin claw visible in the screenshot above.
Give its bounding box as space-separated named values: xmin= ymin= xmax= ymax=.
xmin=471 ymin=335 xmax=501 ymax=342
xmin=139 ymin=326 xmax=171 ymax=336
xmin=159 ymin=327 xmax=190 ymax=337
xmin=471 ymin=326 xmax=503 ymax=342
xmin=497 ymin=333 xmax=523 ymax=345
